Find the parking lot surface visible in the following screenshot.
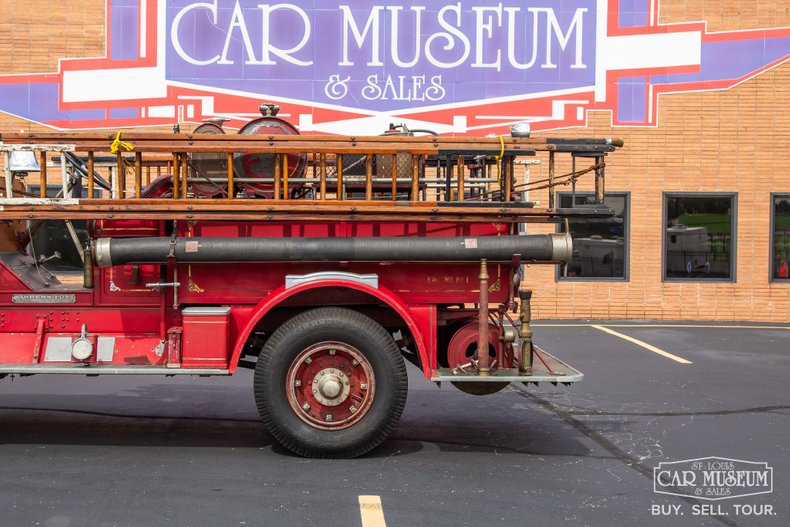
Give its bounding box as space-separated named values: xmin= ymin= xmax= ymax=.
xmin=1 ymin=322 xmax=788 ymax=527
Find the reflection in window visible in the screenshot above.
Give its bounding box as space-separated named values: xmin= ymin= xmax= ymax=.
xmin=559 ymin=193 xmax=628 ymax=279
xmin=773 ymin=195 xmax=790 ymax=281
xmin=664 ymin=194 xmax=735 ymax=280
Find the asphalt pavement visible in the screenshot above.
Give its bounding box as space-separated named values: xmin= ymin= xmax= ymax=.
xmin=0 ymin=322 xmax=788 ymax=527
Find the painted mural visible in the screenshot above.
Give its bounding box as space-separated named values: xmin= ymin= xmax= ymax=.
xmin=0 ymin=0 xmax=789 ymax=134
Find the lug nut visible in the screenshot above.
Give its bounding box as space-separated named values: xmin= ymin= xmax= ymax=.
xmin=302 ymin=403 xmax=311 ymax=411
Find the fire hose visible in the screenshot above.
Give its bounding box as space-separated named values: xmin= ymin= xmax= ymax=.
xmin=94 ymin=234 xmax=572 ymax=266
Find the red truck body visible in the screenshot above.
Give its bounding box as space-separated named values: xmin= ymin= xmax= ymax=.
xmin=0 ymin=113 xmax=621 ymax=456
xmin=0 ymin=220 xmax=505 ymax=375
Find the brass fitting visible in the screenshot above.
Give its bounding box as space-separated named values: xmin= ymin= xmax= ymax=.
xmin=477 ymin=259 xmax=490 ymax=376
xmin=518 ymin=289 xmax=533 ymax=375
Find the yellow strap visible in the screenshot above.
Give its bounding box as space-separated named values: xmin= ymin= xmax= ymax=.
xmin=495 ymin=135 xmax=505 ymax=160
xmin=110 ymin=131 xmax=134 ymax=154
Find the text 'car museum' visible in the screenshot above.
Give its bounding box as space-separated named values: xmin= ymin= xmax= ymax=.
xmin=1 ymin=0 xmax=789 ymax=323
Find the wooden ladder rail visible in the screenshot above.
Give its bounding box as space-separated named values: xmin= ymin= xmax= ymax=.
xmin=0 ymin=133 xmax=621 ymax=210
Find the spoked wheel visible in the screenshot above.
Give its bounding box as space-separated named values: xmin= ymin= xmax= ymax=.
xmin=254 ymin=307 xmax=407 ymax=458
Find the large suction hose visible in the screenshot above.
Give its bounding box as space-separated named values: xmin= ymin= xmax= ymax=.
xmin=94 ymin=234 xmax=572 ymax=266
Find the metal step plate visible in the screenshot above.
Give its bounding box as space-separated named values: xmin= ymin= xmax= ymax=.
xmin=431 ymin=348 xmax=583 ymax=385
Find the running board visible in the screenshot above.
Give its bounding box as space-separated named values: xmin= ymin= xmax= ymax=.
xmin=431 ymin=349 xmax=583 ymax=385
xmin=0 ymin=365 xmax=229 ymax=376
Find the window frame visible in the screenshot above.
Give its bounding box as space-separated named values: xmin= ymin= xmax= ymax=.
xmin=770 ymin=192 xmax=790 ymax=283
xmin=555 ymin=191 xmax=630 ymax=282
xmin=661 ymin=192 xmax=737 ymax=283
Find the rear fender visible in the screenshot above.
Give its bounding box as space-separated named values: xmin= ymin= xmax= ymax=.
xmin=229 ymin=279 xmax=432 ymax=378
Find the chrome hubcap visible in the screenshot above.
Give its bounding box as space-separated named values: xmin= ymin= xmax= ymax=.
xmin=313 ymin=368 xmax=350 ymax=406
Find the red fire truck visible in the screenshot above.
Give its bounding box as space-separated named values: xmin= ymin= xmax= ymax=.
xmin=0 ymin=105 xmax=622 ymax=457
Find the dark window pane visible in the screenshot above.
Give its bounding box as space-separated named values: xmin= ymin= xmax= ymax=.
xmin=30 ymin=220 xmax=88 ymax=272
xmin=24 ymin=186 xmax=89 ymax=272
xmin=665 ymin=195 xmax=734 ymax=280
xmin=559 ymin=193 xmax=627 ymax=279
xmin=774 ymin=195 xmax=790 ymax=280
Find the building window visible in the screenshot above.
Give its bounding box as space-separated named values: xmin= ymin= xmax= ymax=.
xmin=773 ymin=194 xmax=790 ymax=281
xmin=557 ymin=192 xmax=629 ymax=280
xmin=663 ymin=193 xmax=736 ymax=281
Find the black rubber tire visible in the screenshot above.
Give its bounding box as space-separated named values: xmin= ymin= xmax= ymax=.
xmin=254 ymin=307 xmax=408 ymax=458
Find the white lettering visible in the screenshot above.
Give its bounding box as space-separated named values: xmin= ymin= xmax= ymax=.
xmin=412 ymin=75 xmax=424 ymax=99
xmin=387 ymin=6 xmax=424 ymax=68
xmin=702 ymin=470 xmax=770 ymax=487
xmin=339 ymin=6 xmax=384 ymax=66
xmin=657 ymin=470 xmax=696 ymax=487
xmin=258 ymin=4 xmax=313 ymax=66
xmin=361 ymin=74 xmax=445 ymax=102
xmin=471 ymin=5 xmax=502 ymax=71
xmin=361 ymin=74 xmax=382 ymax=100
xmin=651 ymin=504 xmax=682 ymax=516
xmin=169 ymin=3 xmax=590 ymax=75
xmin=504 ymin=7 xmax=538 ymax=70
xmin=426 ymin=75 xmax=445 ymax=101
xmin=171 ymin=1 xmax=221 ymax=66
xmin=424 ymin=4 xmax=470 ymax=69
xmin=218 ymin=1 xmax=263 ymax=65
xmin=530 ymin=7 xmax=587 ymax=69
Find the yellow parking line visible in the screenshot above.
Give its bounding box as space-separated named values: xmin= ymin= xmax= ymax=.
xmin=591 ymin=325 xmax=693 ymax=365
xmin=359 ymin=495 xmax=387 ymax=527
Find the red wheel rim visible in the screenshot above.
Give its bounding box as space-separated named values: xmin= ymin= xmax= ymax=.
xmin=287 ymin=341 xmax=375 ymax=430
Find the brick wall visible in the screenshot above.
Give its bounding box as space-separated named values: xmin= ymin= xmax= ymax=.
xmin=525 ymin=63 xmax=790 ymax=322
xmin=0 ymin=0 xmax=105 ymax=75
xmin=0 ymin=1 xmax=789 ymax=321
xmin=519 ymin=1 xmax=790 ymax=322
xmin=0 ymin=0 xmax=105 ymax=133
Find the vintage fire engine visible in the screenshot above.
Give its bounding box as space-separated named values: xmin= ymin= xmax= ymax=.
xmin=0 ymin=104 xmax=622 ymax=457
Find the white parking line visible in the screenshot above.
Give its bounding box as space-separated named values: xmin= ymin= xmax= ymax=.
xmin=603 ymin=324 xmax=790 ymax=329
xmin=591 ymin=325 xmax=693 ymax=365
xmin=359 ymin=495 xmax=387 ymax=527
xmin=533 ymin=323 xmax=790 ymax=329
